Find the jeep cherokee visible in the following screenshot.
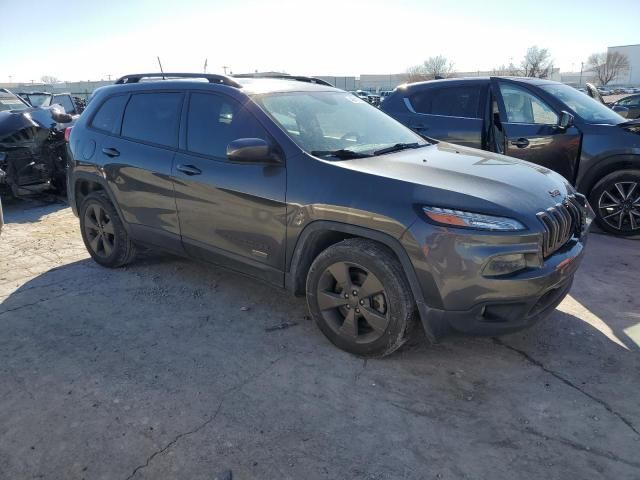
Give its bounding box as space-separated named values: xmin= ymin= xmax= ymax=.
xmin=67 ymin=73 xmax=593 ymax=357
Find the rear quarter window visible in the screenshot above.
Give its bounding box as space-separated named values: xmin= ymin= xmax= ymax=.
xmin=121 ymin=92 xmax=183 ymax=148
xmin=90 ymin=95 xmax=128 ymax=134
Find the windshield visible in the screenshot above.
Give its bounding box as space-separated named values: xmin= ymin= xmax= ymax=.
xmin=254 ymin=91 xmax=427 ymax=156
xmin=540 ymin=83 xmax=624 ymax=124
xmin=24 ymin=94 xmax=52 ymax=107
xmin=0 ymin=99 xmax=29 ymax=112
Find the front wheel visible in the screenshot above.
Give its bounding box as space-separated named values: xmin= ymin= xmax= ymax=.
xmin=590 ymin=169 xmax=640 ymax=236
xmin=306 ymin=239 xmax=417 ymax=357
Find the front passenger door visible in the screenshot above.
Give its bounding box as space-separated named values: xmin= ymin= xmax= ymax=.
xmin=493 ymin=79 xmax=581 ymax=182
xmin=173 ymin=92 xmax=287 ymax=285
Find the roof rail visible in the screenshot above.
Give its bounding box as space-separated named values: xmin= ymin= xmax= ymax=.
xmin=232 ymin=73 xmax=334 ymax=87
xmin=114 ymin=73 xmax=242 ymax=88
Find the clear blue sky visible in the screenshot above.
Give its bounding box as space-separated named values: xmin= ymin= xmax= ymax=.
xmin=1 ymin=0 xmax=638 ymax=82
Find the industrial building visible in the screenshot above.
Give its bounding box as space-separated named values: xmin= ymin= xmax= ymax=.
xmin=607 ymin=43 xmax=640 ymax=86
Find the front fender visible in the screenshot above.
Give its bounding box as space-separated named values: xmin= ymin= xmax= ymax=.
xmin=576 ymin=152 xmax=640 ymax=193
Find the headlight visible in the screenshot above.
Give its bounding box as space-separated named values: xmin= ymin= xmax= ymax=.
xmin=422 ymin=206 xmax=526 ymax=231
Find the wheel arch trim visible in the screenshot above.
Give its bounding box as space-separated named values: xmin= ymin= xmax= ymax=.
xmin=577 ymin=153 xmax=640 ymax=194
xmin=70 ymin=172 xmax=130 ymax=234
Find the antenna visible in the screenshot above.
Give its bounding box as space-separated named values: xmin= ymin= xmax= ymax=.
xmin=204 ymin=59 xmax=208 ymax=73
xmin=157 ymin=56 xmax=165 ymax=80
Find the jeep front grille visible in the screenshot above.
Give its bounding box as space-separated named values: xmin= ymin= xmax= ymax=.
xmin=537 ymin=194 xmax=584 ymax=258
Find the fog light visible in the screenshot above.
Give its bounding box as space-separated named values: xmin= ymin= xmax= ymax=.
xmin=483 ymin=253 xmax=527 ymax=277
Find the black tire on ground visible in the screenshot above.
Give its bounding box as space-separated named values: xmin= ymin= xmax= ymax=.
xmin=589 ymin=169 xmax=640 ymax=236
xmin=306 ymin=238 xmax=417 ymax=357
xmin=79 ymin=192 xmax=136 ymax=267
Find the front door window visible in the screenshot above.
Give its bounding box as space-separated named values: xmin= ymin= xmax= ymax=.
xmin=499 ymin=84 xmax=558 ymax=125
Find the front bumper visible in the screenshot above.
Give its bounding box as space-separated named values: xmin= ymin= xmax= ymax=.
xmin=403 ymin=221 xmax=588 ymax=338
xmin=427 ymin=273 xmax=574 ymax=336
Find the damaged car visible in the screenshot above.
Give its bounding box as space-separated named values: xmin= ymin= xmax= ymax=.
xmin=18 ymin=91 xmax=85 ymax=117
xmin=0 ymin=88 xmax=73 ymax=197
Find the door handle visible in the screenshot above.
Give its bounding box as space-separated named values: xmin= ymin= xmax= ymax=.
xmin=510 ymin=138 xmax=530 ymax=148
xmin=176 ymin=164 xmax=202 ymax=176
xmin=412 ymin=124 xmax=429 ymax=131
xmin=101 ymin=147 xmax=120 ymax=158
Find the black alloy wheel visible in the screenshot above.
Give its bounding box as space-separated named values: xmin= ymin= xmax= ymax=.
xmin=79 ymin=192 xmax=137 ymax=267
xmin=316 ymin=261 xmax=390 ymax=343
xmin=306 ymin=238 xmax=416 ymax=357
xmin=83 ymin=203 xmax=116 ymax=259
xmin=597 ymin=181 xmax=640 ymax=233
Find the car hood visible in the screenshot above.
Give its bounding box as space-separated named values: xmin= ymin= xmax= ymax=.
xmin=335 ymin=142 xmax=574 ymax=217
xmin=0 ymin=106 xmax=70 ymax=147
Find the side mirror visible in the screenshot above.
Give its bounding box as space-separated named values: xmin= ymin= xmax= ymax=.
xmin=227 ymin=138 xmax=280 ymax=163
xmin=611 ymin=105 xmax=629 ymax=118
xmin=558 ymin=111 xmax=574 ymax=130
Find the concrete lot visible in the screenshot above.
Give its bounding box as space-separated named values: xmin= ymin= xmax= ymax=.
xmin=1 ymin=199 xmax=639 ymax=480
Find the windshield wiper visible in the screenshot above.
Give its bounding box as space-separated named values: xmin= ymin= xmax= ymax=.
xmin=373 ymin=142 xmax=425 ymax=155
xmin=310 ymin=149 xmax=373 ymax=159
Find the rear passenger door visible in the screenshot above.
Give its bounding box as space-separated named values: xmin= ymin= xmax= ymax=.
xmin=403 ymin=84 xmax=485 ymax=148
xmin=172 ymin=91 xmax=286 ymax=285
xmin=95 ymin=91 xmax=184 ymax=251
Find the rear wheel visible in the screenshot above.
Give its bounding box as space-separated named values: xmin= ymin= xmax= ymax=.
xmin=306 ymin=238 xmax=417 ymax=357
xmin=79 ymin=192 xmax=136 ymax=267
xmin=590 ymin=169 xmax=640 ymax=236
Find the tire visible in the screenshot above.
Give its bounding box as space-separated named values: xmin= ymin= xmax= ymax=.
xmin=306 ymin=238 xmax=417 ymax=357
xmin=589 ymin=169 xmax=640 ymax=236
xmin=79 ymin=192 xmax=136 ymax=267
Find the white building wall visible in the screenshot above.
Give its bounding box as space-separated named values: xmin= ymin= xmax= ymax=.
xmin=607 ymin=44 xmax=640 ymax=86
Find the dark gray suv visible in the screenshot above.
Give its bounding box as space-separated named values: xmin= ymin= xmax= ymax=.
xmin=67 ymin=73 xmax=593 ymax=357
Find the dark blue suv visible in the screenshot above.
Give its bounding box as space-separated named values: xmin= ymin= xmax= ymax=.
xmin=381 ymin=77 xmax=640 ymax=236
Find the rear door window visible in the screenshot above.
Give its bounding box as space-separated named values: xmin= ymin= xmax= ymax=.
xmin=90 ymin=95 xmax=128 ymax=134
xmin=121 ymin=92 xmax=183 ymax=148
xmin=186 ymin=92 xmax=268 ymax=159
xmin=409 ymin=86 xmax=481 ymax=118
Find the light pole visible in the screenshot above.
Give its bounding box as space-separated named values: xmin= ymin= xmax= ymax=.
xmin=579 ymin=62 xmax=584 ymax=86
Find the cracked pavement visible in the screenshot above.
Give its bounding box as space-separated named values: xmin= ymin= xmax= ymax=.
xmin=1 ymin=200 xmax=639 ymax=479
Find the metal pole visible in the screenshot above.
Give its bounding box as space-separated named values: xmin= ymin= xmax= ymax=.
xmin=579 ymin=62 xmax=584 ymax=86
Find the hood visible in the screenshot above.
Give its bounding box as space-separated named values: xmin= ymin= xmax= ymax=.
xmin=0 ymin=106 xmax=70 ymax=148
xmin=335 ymin=142 xmax=574 ymax=218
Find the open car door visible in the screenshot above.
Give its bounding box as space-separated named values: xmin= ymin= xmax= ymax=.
xmin=490 ymin=77 xmax=582 ymax=183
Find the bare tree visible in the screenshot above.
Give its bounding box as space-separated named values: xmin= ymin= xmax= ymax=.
xmin=406 ymin=56 xmax=455 ymax=83
xmin=587 ymin=51 xmax=630 ymax=85
xmin=520 ymin=46 xmax=553 ymax=78
xmin=40 ymin=75 xmax=60 ymax=84
xmin=406 ymin=65 xmax=429 ymax=83
xmin=491 ymin=62 xmax=521 ymax=76
xmin=423 ymin=55 xmax=455 ymax=79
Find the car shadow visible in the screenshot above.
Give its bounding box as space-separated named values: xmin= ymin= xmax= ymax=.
xmin=2 ymin=196 xmax=69 ymax=224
